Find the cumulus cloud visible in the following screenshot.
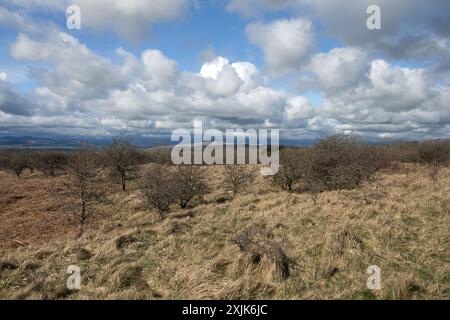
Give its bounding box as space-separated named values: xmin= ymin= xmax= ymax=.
xmin=231 ymin=0 xmax=450 ymax=69
xmin=0 ymin=80 xmax=34 ymax=116
xmin=318 ymin=59 xmax=440 ymax=132
xmin=1 ymin=1 xmax=449 ymax=141
xmin=10 ymin=32 xmax=127 ymax=100
xmin=3 ymin=31 xmax=299 ymax=135
xmin=2 ymin=0 xmax=191 ymax=41
xmin=246 ymin=18 xmax=315 ymax=75
xmin=310 ymin=47 xmax=369 ymax=93
xmin=71 ymin=0 xmax=189 ymax=42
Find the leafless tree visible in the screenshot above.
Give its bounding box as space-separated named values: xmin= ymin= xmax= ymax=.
xmin=140 ymin=165 xmax=176 ymax=219
xmin=61 ymin=145 xmax=104 ymax=236
xmin=273 ymin=148 xmax=303 ymax=192
xmin=417 ymin=140 xmax=450 ymax=182
xmin=37 ymin=151 xmax=68 ymax=177
xmin=223 ymin=166 xmax=254 ymax=198
xmin=104 ymin=136 xmax=140 ymax=191
xmin=172 ymin=165 xmax=208 ymax=208
xmin=1 ymin=150 xmax=30 ymax=178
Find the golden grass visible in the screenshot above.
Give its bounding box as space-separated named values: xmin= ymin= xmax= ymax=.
xmin=0 ymin=164 xmax=449 ymax=300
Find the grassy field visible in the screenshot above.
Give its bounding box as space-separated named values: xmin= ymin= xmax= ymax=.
xmin=0 ymin=163 xmax=449 ymax=300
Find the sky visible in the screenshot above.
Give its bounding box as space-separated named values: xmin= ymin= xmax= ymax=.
xmin=0 ymin=0 xmax=449 ymax=144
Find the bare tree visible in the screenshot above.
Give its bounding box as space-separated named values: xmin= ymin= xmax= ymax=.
xmin=1 ymin=150 xmax=30 ymax=178
xmin=172 ymin=165 xmax=208 ymax=208
xmin=273 ymin=148 xmax=303 ymax=192
xmin=104 ymin=136 xmax=140 ymax=191
xmin=417 ymin=140 xmax=449 ymax=182
xmin=140 ymin=165 xmax=176 ymax=219
xmin=223 ymin=166 xmax=253 ymax=198
xmin=61 ymin=145 xmax=103 ymax=236
xmin=37 ymin=151 xmax=68 ymax=177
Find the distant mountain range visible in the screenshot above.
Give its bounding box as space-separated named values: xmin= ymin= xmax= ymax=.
xmin=0 ymin=135 xmax=173 ymax=150
xmin=0 ymin=135 xmax=320 ymax=150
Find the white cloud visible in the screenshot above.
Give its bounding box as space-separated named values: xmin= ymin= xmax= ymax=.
xmin=246 ymin=18 xmax=315 ymax=75
xmin=141 ymin=49 xmax=178 ymax=90
xmin=3 ymin=0 xmax=191 ymax=41
xmin=367 ymin=60 xmax=428 ymax=111
xmin=2 ymin=21 xmax=449 ymax=140
xmin=310 ymin=47 xmax=369 ymax=93
xmin=10 ymin=32 xmax=127 ymax=100
xmin=284 ymin=96 xmax=314 ymax=121
xmin=199 ymin=57 xmax=230 ymax=80
xmin=0 ymin=73 xmax=8 ymax=82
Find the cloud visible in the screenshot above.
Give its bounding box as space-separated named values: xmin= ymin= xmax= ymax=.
xmin=246 ymin=18 xmax=315 ymax=75
xmin=310 ymin=47 xmax=369 ymax=93
xmin=72 ymin=0 xmax=190 ymax=42
xmin=2 ymin=3 xmax=450 ymax=141
xmin=227 ymin=0 xmax=301 ymax=17
xmin=0 ymin=80 xmax=34 ymax=116
xmin=230 ymin=0 xmax=450 ymax=68
xmin=2 ymin=0 xmax=191 ymax=41
xmin=0 ymin=73 xmax=8 ymax=82
xmin=10 ymin=32 xmax=127 ymax=100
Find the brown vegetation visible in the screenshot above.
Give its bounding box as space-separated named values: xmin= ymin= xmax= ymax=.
xmin=0 ymin=136 xmax=449 ymax=300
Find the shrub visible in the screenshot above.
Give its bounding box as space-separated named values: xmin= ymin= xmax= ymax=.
xmin=0 ymin=149 xmax=31 ymax=178
xmin=274 ymin=135 xmax=384 ymax=195
xmin=273 ymin=148 xmax=305 ymax=192
xmin=104 ymin=136 xmax=140 ymax=191
xmin=223 ymin=166 xmax=254 ymax=197
xmin=61 ymin=146 xmax=104 ymax=235
xmin=307 ymin=135 xmax=381 ymax=192
xmin=172 ymin=165 xmax=208 ymax=208
xmin=140 ymin=165 xmax=176 ymax=218
xmin=37 ymin=151 xmax=68 ymax=177
xmin=417 ymin=140 xmax=449 ymax=165
xmin=417 ymin=140 xmax=450 ymax=182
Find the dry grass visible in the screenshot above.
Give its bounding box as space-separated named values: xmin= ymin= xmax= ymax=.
xmin=0 ymin=164 xmax=449 ymax=300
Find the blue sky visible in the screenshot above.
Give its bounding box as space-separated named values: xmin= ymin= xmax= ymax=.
xmin=0 ymin=0 xmax=449 ymax=142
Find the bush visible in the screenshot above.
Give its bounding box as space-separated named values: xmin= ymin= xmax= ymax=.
xmin=172 ymin=165 xmax=208 ymax=208
xmin=61 ymin=146 xmax=104 ymax=235
xmin=37 ymin=151 xmax=68 ymax=177
xmin=306 ymin=135 xmax=381 ymax=192
xmin=274 ymin=135 xmax=384 ymax=195
xmin=223 ymin=166 xmax=254 ymax=197
xmin=104 ymin=136 xmax=140 ymax=191
xmin=140 ymin=165 xmax=176 ymax=218
xmin=417 ymin=140 xmax=449 ymax=165
xmin=0 ymin=149 xmax=32 ymax=178
xmin=417 ymin=140 xmax=450 ymax=182
xmin=272 ymin=148 xmax=305 ymax=192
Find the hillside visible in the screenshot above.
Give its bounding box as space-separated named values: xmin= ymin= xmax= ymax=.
xmin=0 ymin=163 xmax=449 ymax=300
